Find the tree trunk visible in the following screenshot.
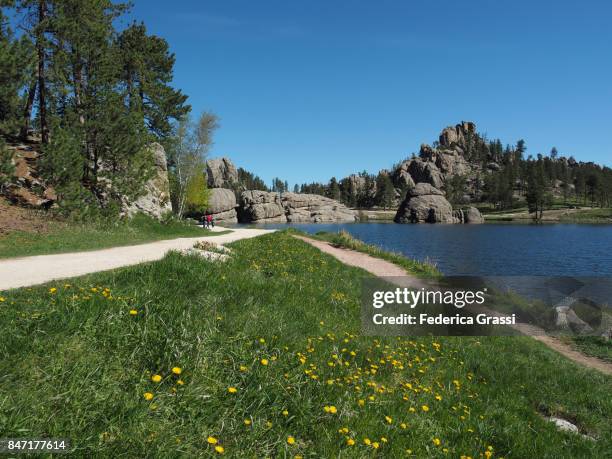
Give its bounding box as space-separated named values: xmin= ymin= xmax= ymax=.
xmin=19 ymin=73 xmax=37 ymax=140
xmin=37 ymin=0 xmax=48 ymax=144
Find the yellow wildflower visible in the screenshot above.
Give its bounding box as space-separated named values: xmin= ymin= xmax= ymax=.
xmin=172 ymin=367 xmax=182 ymax=375
xmin=287 ymin=436 xmax=296 ymax=445
xmin=239 ymin=365 xmax=247 ymax=372
xmin=422 ymin=405 xmax=429 ymax=412
xmin=151 ymin=374 xmax=162 ymax=383
xmin=49 ymin=288 xmax=57 ymax=294
xmin=207 ymin=436 xmax=218 ymax=445
xmin=177 ymin=379 xmax=185 ymax=386
xmin=244 ymin=419 xmax=251 ymax=426
xmin=129 ymin=309 xmax=138 ymax=315
xmin=385 ymin=415 xmax=393 ymax=424
xmin=228 ymin=387 xmax=238 ymax=394
xmin=282 ymin=410 xmax=289 ymax=416
xmin=215 ymin=445 xmax=224 ymax=454
xmin=260 ymin=358 xmax=269 ymax=366
xmin=346 ymin=438 xmax=355 ymax=446
xmin=143 ymin=392 xmax=154 ymax=401
xmin=432 ymin=438 xmax=441 ymax=446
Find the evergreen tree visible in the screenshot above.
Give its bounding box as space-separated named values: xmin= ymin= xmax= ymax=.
xmin=374 ymin=173 xmax=395 ymax=209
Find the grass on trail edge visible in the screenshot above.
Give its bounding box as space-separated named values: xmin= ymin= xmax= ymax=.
xmin=296 ymin=228 xmax=441 ymax=279
xmin=0 ymin=213 xmax=229 ymax=259
xmin=1 ymin=231 xmax=610 ymax=457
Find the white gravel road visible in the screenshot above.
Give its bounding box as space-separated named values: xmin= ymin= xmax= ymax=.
xmin=0 ymin=227 xmax=274 ymax=291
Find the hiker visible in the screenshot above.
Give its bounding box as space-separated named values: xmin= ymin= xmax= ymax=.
xmin=206 ymin=213 xmax=213 ymax=228
xmin=203 ymin=214 xmax=209 ymax=229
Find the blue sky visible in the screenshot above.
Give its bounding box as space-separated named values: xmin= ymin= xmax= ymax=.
xmin=126 ymin=0 xmax=612 ymax=187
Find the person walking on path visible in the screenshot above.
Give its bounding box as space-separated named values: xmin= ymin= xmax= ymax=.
xmin=207 ymin=214 xmax=213 ymax=228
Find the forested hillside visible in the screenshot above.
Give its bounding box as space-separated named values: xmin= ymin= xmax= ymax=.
xmin=0 ymin=0 xmax=189 ymax=217
xmin=296 ymin=123 xmax=612 ymax=217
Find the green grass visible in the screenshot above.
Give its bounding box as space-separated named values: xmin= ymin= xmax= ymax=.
xmin=304 ymin=229 xmax=440 ymax=279
xmin=558 ymin=208 xmax=612 ymax=223
xmin=569 ymin=336 xmax=612 ymax=363
xmin=0 ymin=213 xmax=229 ymax=259
xmin=0 ymin=231 xmax=610 ymax=457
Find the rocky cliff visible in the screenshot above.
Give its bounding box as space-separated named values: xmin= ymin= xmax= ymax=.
xmin=206 ymin=157 xmax=239 ymax=189
xmin=122 ymin=143 xmax=173 ymax=219
xmin=239 ymin=190 xmax=356 ymax=223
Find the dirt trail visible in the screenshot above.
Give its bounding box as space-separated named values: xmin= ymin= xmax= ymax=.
xmin=296 ymin=235 xmax=612 ymax=376
xmin=0 ymin=227 xmax=275 ymax=291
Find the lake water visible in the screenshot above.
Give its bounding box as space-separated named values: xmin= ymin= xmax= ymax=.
xmin=247 ymin=223 xmax=612 ymax=276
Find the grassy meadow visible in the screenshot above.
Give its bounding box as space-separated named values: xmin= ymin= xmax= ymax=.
xmin=0 ymin=213 xmax=226 ymax=259
xmin=0 ymin=231 xmax=610 ymax=457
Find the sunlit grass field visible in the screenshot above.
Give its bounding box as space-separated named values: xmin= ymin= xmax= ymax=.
xmin=0 ymin=213 xmax=224 ymax=259
xmin=0 ymin=232 xmax=610 ymax=457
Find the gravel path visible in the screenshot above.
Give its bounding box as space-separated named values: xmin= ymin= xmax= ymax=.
xmin=296 ymin=235 xmax=612 ymax=375
xmin=0 ymin=227 xmax=274 ymax=291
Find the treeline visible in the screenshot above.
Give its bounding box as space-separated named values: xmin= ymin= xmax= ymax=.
xmin=291 ymin=133 xmax=612 ymax=213
xmin=298 ymin=172 xmax=396 ymax=209
xmin=0 ymin=1 xmax=189 ymax=217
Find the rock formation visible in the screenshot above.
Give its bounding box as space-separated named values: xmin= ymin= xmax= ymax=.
xmin=394 ymin=183 xmax=454 ymax=223
xmin=122 ymin=143 xmax=172 ymax=219
xmin=206 ymin=157 xmax=239 ymax=188
xmin=205 ymin=188 xmax=238 ymax=223
xmin=453 ymin=207 xmax=485 ymax=224
xmin=389 ymin=122 xmax=486 ymax=204
xmin=239 ymin=190 xmax=356 ymax=223
xmin=2 ymin=142 xmax=56 ymax=209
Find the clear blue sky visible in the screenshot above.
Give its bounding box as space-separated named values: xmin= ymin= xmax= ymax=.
xmin=126 ymin=0 xmax=612 ymax=187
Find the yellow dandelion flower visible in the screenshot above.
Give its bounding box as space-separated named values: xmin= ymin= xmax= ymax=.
xmin=151 ymin=374 xmax=162 ymax=383
xmin=372 ymin=441 xmax=380 ymax=449
xmin=422 ymin=405 xmax=429 ymax=412
xmin=282 ymin=410 xmax=289 ymax=416
xmin=207 ymin=436 xmax=218 ymax=445
xmin=381 ymin=437 xmax=388 ymax=443
xmin=215 ymin=445 xmax=224 ymax=454
xmin=143 ymin=392 xmax=154 ymax=401
xmin=484 ymin=452 xmax=492 ymax=459
xmin=172 ymin=367 xmax=182 ymax=375
xmin=435 ymin=395 xmax=442 ymax=401
xmin=266 ymin=421 xmax=273 ymax=428
xmin=259 ymin=338 xmax=265 ymax=343
xmin=129 ymin=309 xmax=138 ymax=315
xmin=400 ymin=422 xmax=408 ymax=429
xmin=49 ymin=288 xmax=57 ymax=294
xmin=358 ymin=399 xmax=365 ymax=407
xmin=228 ymin=387 xmax=238 ymax=394
xmin=0 ymin=297 xmax=5 ymax=302
xmin=346 ymin=438 xmax=355 ymax=446
xmin=177 ymin=379 xmax=185 ymax=386
xmin=239 ymin=365 xmax=247 ymax=372
xmin=363 ymin=438 xmax=371 ymax=446
xmin=287 ymin=436 xmax=296 ymax=445
xmin=432 ymin=438 xmax=441 ymax=446
xmin=243 ymin=419 xmax=251 ymax=426
xmin=385 ymin=415 xmax=393 ymax=424
xmin=260 ymin=358 xmax=269 ymax=366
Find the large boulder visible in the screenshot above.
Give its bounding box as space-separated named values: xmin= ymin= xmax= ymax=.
xmin=394 ymin=183 xmax=454 ymax=223
xmin=122 ymin=143 xmax=172 ymax=219
xmin=206 ymin=157 xmax=239 ymax=188
xmin=239 ymin=190 xmax=286 ymax=222
xmin=439 ymin=121 xmax=476 ymax=148
xmin=205 ymin=188 xmax=238 ymax=223
xmin=238 ymin=190 xmax=357 ymax=223
xmin=407 ymin=158 xmax=444 ymax=189
xmin=452 ymin=206 xmax=484 ymax=224
xmin=282 ymin=192 xmax=357 ymax=223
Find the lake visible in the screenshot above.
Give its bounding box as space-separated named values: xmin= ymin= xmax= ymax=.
xmin=247 ymin=223 xmax=612 ymax=276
